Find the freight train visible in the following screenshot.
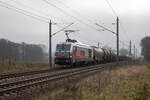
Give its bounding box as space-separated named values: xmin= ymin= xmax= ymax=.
xmin=54 ymin=39 xmax=117 ymax=66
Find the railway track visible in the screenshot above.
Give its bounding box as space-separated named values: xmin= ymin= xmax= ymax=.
xmin=0 ymin=67 xmax=60 ymax=80
xmin=0 ymin=63 xmax=114 ymax=96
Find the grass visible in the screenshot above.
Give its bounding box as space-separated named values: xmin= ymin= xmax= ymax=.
xmin=0 ymin=61 xmax=49 ymax=73
xmin=36 ymin=63 xmax=150 ymax=100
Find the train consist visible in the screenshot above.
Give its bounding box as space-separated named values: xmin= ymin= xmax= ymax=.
xmin=54 ymin=39 xmax=117 ymax=66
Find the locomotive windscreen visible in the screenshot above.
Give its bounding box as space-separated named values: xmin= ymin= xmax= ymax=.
xmin=56 ymin=44 xmax=71 ymax=51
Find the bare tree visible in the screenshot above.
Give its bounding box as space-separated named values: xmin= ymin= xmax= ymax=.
xmin=141 ymin=36 xmax=150 ymax=62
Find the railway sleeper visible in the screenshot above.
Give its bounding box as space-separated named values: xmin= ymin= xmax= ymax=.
xmin=0 ymin=62 xmax=127 ymax=96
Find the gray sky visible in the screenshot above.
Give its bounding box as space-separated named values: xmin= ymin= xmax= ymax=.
xmin=0 ymin=0 xmax=150 ymax=56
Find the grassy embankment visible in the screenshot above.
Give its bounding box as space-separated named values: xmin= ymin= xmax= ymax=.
xmin=37 ymin=62 xmax=150 ymax=100
xmin=0 ymin=61 xmax=49 ymax=73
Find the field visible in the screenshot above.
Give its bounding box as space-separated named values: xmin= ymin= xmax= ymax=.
xmin=36 ymin=63 xmax=150 ymax=100
xmin=0 ymin=61 xmax=49 ymax=73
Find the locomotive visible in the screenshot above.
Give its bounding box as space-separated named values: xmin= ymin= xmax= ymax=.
xmin=54 ymin=39 xmax=117 ymax=66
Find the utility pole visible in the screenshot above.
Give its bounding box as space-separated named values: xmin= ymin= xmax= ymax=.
xmin=129 ymin=40 xmax=132 ymax=56
xmin=98 ymin=42 xmax=100 ymax=48
xmin=135 ymin=48 xmax=137 ymax=59
xmin=134 ymin=46 xmax=138 ymax=60
xmin=116 ymin=17 xmax=119 ymax=64
xmin=49 ymin=20 xmax=52 ymax=68
xmin=136 ymin=48 xmax=138 ymax=59
xmin=96 ymin=17 xmax=120 ymax=64
xmin=134 ymin=44 xmax=135 ymax=60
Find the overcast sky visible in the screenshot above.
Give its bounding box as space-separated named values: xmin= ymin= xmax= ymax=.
xmin=0 ymin=0 xmax=150 ymax=55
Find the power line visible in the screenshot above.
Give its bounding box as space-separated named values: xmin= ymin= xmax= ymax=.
xmin=104 ymin=0 xmax=133 ymax=52
xmin=53 ymin=0 xmax=118 ymax=35
xmin=42 ymin=0 xmax=100 ymax=32
xmin=10 ymin=0 xmax=52 ymax=19
xmin=54 ymin=0 xmax=133 ymax=57
xmin=0 ymin=0 xmax=76 ymax=42
xmin=0 ymin=4 xmax=48 ymax=23
xmin=54 ymin=0 xmax=119 ymax=41
xmin=0 ymin=1 xmax=73 ymax=28
xmin=43 ymin=0 xmax=122 ymax=44
xmin=96 ymin=23 xmax=116 ymax=35
xmin=54 ymin=0 xmax=112 ymax=34
xmin=104 ymin=0 xmax=117 ymax=18
xmin=53 ymin=0 xmax=96 ymax=24
xmin=2 ymin=0 xmax=132 ymax=52
xmin=0 ymin=1 xmax=50 ymax=23
xmin=54 ymin=0 xmax=80 ymax=15
xmin=52 ymin=23 xmax=74 ymax=36
xmin=10 ymin=0 xmax=70 ymax=23
xmin=104 ymin=0 xmax=131 ymax=42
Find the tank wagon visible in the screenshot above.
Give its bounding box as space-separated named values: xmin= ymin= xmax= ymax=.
xmin=55 ymin=39 xmax=117 ymax=66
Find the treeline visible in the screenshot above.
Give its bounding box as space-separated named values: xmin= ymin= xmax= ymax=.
xmin=0 ymin=38 xmax=48 ymax=62
xmin=141 ymin=36 xmax=150 ymax=62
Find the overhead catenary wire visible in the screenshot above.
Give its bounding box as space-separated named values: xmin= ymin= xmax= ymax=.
xmin=1 ymin=0 xmax=134 ymax=53
xmin=52 ymin=23 xmax=74 ymax=36
xmin=49 ymin=0 xmax=117 ymax=35
xmin=0 ymin=1 xmax=49 ymax=23
xmin=104 ymin=0 xmax=132 ymax=42
xmin=0 ymin=0 xmax=76 ymax=35
xmin=10 ymin=0 xmax=52 ymax=20
xmin=52 ymin=0 xmax=97 ymax=24
xmin=43 ymin=0 xmax=120 ymax=47
xmin=0 ymin=5 xmax=48 ymax=23
xmin=0 ymin=3 xmax=75 ymax=36
xmin=10 ymin=0 xmax=71 ymax=23
xmin=52 ymin=0 xmax=117 ymax=35
xmin=42 ymin=0 xmax=102 ymax=32
xmin=104 ymin=0 xmax=117 ymax=19
xmin=104 ymin=0 xmax=135 ymax=52
xmin=0 ymin=0 xmax=124 ymax=54
xmin=96 ymin=23 xmax=116 ymax=35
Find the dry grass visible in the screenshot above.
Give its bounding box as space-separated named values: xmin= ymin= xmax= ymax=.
xmin=97 ymin=65 xmax=150 ymax=100
xmin=0 ymin=61 xmax=49 ymax=73
xmin=36 ymin=63 xmax=150 ymax=100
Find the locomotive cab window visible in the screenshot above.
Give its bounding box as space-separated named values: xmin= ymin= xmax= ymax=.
xmin=56 ymin=44 xmax=71 ymax=51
